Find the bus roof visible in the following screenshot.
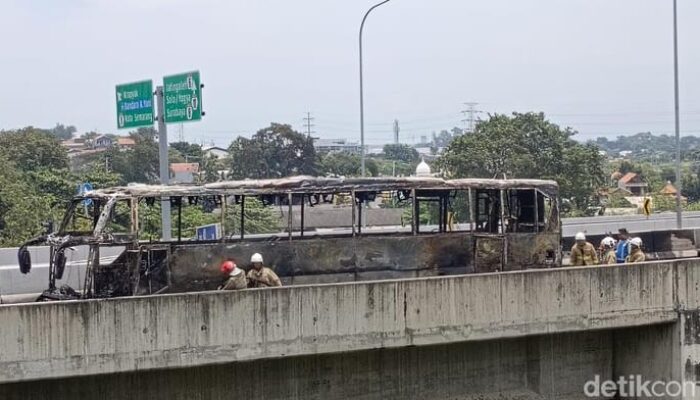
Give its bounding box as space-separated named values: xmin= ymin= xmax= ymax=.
xmin=82 ymin=176 xmax=559 ymax=199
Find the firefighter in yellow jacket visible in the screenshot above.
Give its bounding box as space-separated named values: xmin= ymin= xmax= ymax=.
xmin=570 ymin=232 xmax=599 ymax=266
xmin=218 ymin=260 xmax=248 ymax=290
xmin=600 ymin=236 xmax=617 ymax=265
xmin=626 ymin=237 xmax=646 ymax=263
xmin=247 ymin=253 xmax=282 ymax=288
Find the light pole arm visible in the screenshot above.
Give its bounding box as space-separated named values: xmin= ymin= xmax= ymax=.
xmin=359 ymin=0 xmax=392 ymax=177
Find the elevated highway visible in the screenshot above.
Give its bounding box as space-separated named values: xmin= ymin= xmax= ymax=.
xmin=2 ymin=259 xmax=700 ymax=399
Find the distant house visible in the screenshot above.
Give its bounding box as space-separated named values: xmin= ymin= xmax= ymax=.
xmin=314 ymin=138 xmax=361 ymax=154
xmin=660 ymin=181 xmax=678 ymax=197
xmin=170 ymin=163 xmax=200 ymax=184
xmin=617 ymin=172 xmax=648 ymax=196
xmin=93 ymin=135 xmax=114 ymax=149
xmin=202 ymin=146 xmax=229 ymax=160
xmin=61 ymin=138 xmax=87 ymax=151
xmin=116 ymin=137 xmax=136 ymax=149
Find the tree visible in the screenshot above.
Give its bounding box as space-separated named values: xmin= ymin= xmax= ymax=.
xmin=318 ymin=152 xmax=378 ymax=177
xmin=225 ymin=197 xmax=280 ymax=235
xmin=383 ymin=144 xmax=419 ymax=163
xmin=49 ymin=123 xmax=77 ymax=140
xmin=438 ymin=112 xmax=606 ymax=214
xmin=0 ymin=127 xmax=69 ymax=171
xmin=199 ymin=154 xmax=224 ymax=183
xmin=0 ymin=154 xmax=55 ymax=246
xmin=228 ymin=123 xmax=316 ymax=179
xmin=171 ymin=141 xmax=203 ymax=162
xmin=103 ymin=128 xmax=160 ymax=184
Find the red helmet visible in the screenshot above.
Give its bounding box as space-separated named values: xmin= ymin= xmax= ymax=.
xmin=220 ymin=260 xmax=236 ymax=275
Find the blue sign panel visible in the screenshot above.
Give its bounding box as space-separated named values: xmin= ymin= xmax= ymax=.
xmin=196 ymin=224 xmax=220 ymax=241
xmin=78 ymin=182 xmax=94 ymax=206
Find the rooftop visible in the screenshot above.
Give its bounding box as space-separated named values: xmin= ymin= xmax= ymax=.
xmin=83 ymin=175 xmax=559 ymax=199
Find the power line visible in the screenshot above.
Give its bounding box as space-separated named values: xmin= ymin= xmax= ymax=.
xmin=461 ymin=102 xmax=482 ymax=134
xmin=303 ymin=111 xmax=315 ymax=137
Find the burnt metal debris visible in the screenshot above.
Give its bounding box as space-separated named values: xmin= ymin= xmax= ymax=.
xmin=18 ymin=176 xmax=561 ymax=300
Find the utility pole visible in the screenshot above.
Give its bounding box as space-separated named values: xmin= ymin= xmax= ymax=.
xmin=156 ymin=86 xmax=172 ymax=241
xmin=303 ymin=112 xmax=315 ymax=137
xmin=461 ymin=102 xmax=481 ymax=134
xmin=673 ymin=0 xmax=682 ymax=229
xmin=393 ymin=119 xmax=400 ymax=144
xmin=360 ymin=0 xmax=392 ymax=177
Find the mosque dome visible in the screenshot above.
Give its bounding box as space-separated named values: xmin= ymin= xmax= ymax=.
xmin=416 ymin=158 xmax=431 ymax=177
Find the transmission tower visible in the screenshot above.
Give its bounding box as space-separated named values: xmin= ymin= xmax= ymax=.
xmin=303 ymin=112 xmax=315 ymax=137
xmin=461 ymin=102 xmax=482 ymax=134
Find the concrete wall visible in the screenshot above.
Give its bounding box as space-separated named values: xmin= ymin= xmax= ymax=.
xmin=0 ymin=326 xmax=674 ymax=400
xmin=0 ymin=260 xmax=687 ymax=384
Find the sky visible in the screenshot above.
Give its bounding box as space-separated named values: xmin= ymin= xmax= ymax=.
xmin=1 ymin=0 xmax=700 ymax=147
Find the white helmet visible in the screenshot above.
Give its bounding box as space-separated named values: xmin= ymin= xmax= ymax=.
xmin=601 ymin=237 xmax=616 ymax=248
xmin=575 ymin=232 xmax=586 ymax=241
xmin=629 ymin=237 xmax=643 ymax=247
xmin=250 ymin=253 xmax=263 ymax=263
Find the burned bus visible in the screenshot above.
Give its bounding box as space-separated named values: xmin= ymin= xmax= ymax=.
xmin=17 ymin=176 xmax=561 ymax=300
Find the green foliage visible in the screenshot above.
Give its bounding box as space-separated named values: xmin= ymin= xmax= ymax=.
xmin=136 ymin=197 xmax=279 ymax=240
xmin=438 ymin=112 xmax=606 ymax=213
xmin=374 ymin=158 xmax=416 ymax=177
xmin=0 ymin=127 xmax=69 ymax=171
xmin=0 ymin=155 xmax=55 ymax=246
xmin=48 ymin=123 xmax=77 ymax=140
xmin=97 ymin=128 xmax=159 ymax=184
xmin=318 ymin=152 xmax=378 ymax=177
xmin=595 ymin=132 xmax=700 ymax=162
xmin=198 ymin=154 xmax=225 ymax=183
xmin=225 ymin=197 xmax=280 ymax=235
xmin=228 ymin=123 xmax=317 ymax=179
xmin=382 ymin=144 xmax=419 ymax=163
xmin=652 ymin=194 xmax=676 ymax=213
xmin=171 ymin=142 xmax=203 ymax=161
xmin=607 ymin=192 xmax=633 ymax=208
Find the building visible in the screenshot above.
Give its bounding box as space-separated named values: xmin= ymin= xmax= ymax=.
xmin=170 ymin=163 xmax=200 ymax=184
xmin=617 ymin=172 xmax=648 ymax=196
xmin=202 ymin=146 xmax=229 ymax=160
xmin=660 ymin=181 xmax=678 ymax=197
xmin=61 ymin=138 xmax=87 ymax=151
xmin=116 ymin=137 xmax=136 ymax=149
xmin=314 ymin=138 xmax=361 ymax=154
xmin=415 ymin=158 xmax=433 ymax=177
xmin=93 ymin=135 xmax=113 ymax=149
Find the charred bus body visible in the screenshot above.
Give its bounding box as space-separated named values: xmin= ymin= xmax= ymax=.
xmin=17 ymin=176 xmax=561 ymax=300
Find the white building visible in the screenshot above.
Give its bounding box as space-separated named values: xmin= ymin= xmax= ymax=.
xmin=202 ymin=146 xmax=229 ymax=160
xmin=314 ymin=138 xmax=361 ymax=154
xmin=415 ymin=158 xmax=432 ymax=177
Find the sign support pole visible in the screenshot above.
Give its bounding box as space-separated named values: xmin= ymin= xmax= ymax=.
xmin=156 ymin=86 xmax=172 ymax=241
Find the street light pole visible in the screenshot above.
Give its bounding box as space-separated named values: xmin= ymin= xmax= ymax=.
xmin=359 ymin=0 xmax=391 ymax=177
xmin=673 ymin=0 xmax=682 ymax=229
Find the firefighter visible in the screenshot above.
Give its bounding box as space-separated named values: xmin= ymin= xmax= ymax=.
xmin=600 ymin=236 xmax=617 ymax=265
xmin=626 ymin=237 xmax=646 ymax=263
xmin=247 ymin=253 xmax=282 ymax=288
xmin=219 ymin=260 xmax=247 ymax=290
xmin=570 ymin=232 xmax=599 ymax=266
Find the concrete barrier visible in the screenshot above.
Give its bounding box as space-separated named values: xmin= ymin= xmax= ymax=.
xmin=0 ymin=259 xmax=692 ymax=384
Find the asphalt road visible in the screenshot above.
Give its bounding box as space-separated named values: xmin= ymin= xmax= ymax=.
xmin=562 ymin=211 xmax=700 ymax=237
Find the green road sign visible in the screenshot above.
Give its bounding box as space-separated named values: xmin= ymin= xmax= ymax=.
xmin=163 ymin=71 xmax=202 ymax=124
xmin=115 ymin=80 xmax=154 ymax=129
